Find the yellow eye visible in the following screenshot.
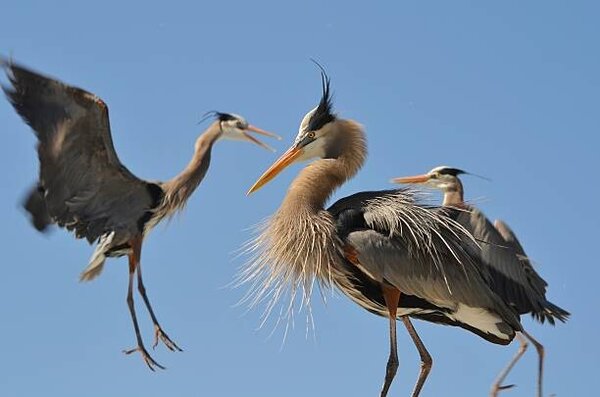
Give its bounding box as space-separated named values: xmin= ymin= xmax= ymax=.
xmin=307 ymin=131 xmax=315 ymax=139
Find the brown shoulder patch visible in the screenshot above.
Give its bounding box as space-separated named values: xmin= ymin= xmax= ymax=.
xmin=343 ymin=244 xmax=361 ymax=267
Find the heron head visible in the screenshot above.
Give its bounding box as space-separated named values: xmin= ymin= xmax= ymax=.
xmin=392 ymin=166 xmax=466 ymax=192
xmin=208 ymin=111 xmax=281 ymax=151
xmin=247 ymin=64 xmax=343 ymax=194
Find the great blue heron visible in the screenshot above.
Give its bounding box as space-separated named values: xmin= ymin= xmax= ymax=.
xmin=242 ymin=68 xmax=523 ymax=397
xmin=2 ymin=59 xmax=280 ymax=370
xmin=393 ymin=166 xmax=569 ymax=397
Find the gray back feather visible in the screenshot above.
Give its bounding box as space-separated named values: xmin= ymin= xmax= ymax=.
xmin=334 ymin=190 xmax=522 ymax=330
xmin=453 ymin=208 xmax=555 ymax=319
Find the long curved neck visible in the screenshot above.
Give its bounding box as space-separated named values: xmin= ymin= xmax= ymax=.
xmin=442 ymin=178 xmax=465 ymax=207
xmin=247 ymin=119 xmax=367 ymax=308
xmin=282 ymin=119 xmax=367 ymax=213
xmin=161 ymin=121 xmax=222 ymax=213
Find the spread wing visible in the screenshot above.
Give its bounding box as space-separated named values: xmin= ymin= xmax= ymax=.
xmin=3 ymin=60 xmax=162 ymax=244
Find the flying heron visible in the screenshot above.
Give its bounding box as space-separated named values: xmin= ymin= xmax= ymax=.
xmin=243 ymin=67 xmax=523 ymax=397
xmin=2 ymin=59 xmax=280 ymax=370
xmin=393 ymin=166 xmax=569 ymax=397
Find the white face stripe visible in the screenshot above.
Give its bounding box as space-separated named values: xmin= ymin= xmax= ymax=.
xmin=429 ymin=165 xmax=453 ymax=175
xmin=297 ymin=107 xmax=318 ymax=136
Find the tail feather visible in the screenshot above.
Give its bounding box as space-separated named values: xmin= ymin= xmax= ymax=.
xmin=532 ymin=300 xmax=570 ymax=325
xmin=79 ymin=232 xmax=114 ymax=282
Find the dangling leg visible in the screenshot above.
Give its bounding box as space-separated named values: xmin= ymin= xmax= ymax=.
xmin=401 ymin=316 xmax=432 ymax=397
xmin=380 ymin=283 xmax=401 ymax=397
xmin=122 ymin=237 xmax=165 ymax=370
xmin=136 ymin=261 xmax=182 ymax=351
xmin=490 ymin=332 xmax=528 ymax=397
xmin=521 ymin=330 xmax=544 ymax=397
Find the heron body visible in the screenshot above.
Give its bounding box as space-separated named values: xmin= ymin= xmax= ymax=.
xmin=2 ymin=59 xmax=279 ymax=370
xmin=394 ymin=166 xmax=569 ymax=396
xmin=244 ymin=68 xmax=522 ymax=397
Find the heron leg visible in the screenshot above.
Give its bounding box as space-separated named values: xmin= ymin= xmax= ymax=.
xmin=380 ymin=283 xmax=400 ymax=397
xmin=136 ymin=260 xmax=183 ymax=352
xmin=490 ymin=332 xmax=528 ymax=397
xmin=401 ymin=316 xmax=432 ymax=397
xmin=521 ymin=330 xmax=544 ymax=397
xmin=122 ymin=237 xmax=165 ymax=370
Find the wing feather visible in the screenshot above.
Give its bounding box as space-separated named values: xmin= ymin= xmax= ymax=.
xmin=3 ymin=61 xmax=161 ymax=244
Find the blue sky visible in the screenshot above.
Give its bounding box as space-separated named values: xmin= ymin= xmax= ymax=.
xmin=1 ymin=1 xmax=597 ymax=396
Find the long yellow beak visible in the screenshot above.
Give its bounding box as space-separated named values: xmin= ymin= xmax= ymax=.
xmin=242 ymin=125 xmax=282 ymax=152
xmin=247 ymin=145 xmax=303 ymax=195
xmin=391 ymin=174 xmax=431 ymax=184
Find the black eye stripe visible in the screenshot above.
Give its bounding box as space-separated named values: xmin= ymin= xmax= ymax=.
xmin=214 ymin=112 xmax=237 ymax=122
xmin=437 ymin=167 xmax=465 ymax=176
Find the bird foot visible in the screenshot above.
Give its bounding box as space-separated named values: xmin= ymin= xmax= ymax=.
xmin=491 ymin=384 xmax=516 ymax=397
xmin=497 ymin=384 xmax=516 ymax=391
xmin=152 ymin=325 xmax=183 ymax=352
xmin=123 ymin=344 xmax=165 ymax=371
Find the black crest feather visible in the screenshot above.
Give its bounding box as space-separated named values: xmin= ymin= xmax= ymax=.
xmin=438 ymin=167 xmax=467 ymax=176
xmin=307 ymin=59 xmax=335 ymax=131
xmin=198 ymin=111 xmax=237 ymax=125
xmin=437 ymin=166 xmax=491 ymax=181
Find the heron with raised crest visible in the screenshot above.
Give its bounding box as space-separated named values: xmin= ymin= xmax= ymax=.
xmin=243 ymin=66 xmax=524 ymax=397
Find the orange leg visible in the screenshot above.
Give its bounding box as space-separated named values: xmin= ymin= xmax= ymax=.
xmin=122 ymin=237 xmax=165 ymax=370
xmin=380 ymin=283 xmax=401 ymax=397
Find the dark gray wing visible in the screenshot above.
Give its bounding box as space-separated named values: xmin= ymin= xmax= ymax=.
xmin=3 ymin=60 xmax=162 ymax=244
xmin=494 ymin=219 xmax=569 ymax=324
xmin=22 ymin=183 xmax=52 ymax=231
xmin=451 ymin=207 xmax=568 ymax=324
xmin=493 ymin=219 xmax=547 ymax=295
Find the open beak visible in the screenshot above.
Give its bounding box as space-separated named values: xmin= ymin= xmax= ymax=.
xmin=247 ymin=144 xmax=303 ymax=195
xmin=391 ymin=174 xmax=431 ymax=185
xmin=243 ymin=125 xmax=282 ymax=152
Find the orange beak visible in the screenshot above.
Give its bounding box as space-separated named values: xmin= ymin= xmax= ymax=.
xmin=247 ymin=145 xmax=303 ymax=195
xmin=391 ymin=174 xmax=431 ymax=185
xmin=246 ymin=125 xmax=282 ymax=140
xmin=242 ymin=125 xmax=282 ymax=152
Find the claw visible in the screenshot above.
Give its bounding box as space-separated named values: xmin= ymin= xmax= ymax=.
xmin=497 ymin=384 xmax=516 ymax=390
xmin=123 ymin=345 xmax=166 ymax=371
xmin=152 ymin=325 xmax=183 ymax=352
xmin=491 ymin=384 xmax=516 ymax=397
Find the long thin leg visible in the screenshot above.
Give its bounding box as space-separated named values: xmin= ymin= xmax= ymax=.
xmin=521 ymin=330 xmax=544 ymax=397
xmin=380 ymin=284 xmax=401 ymax=397
xmin=122 ymin=237 xmax=165 ymax=370
xmin=136 ymin=261 xmax=183 ymax=351
xmin=401 ymin=316 xmax=432 ymax=397
xmin=490 ymin=332 xmax=528 ymax=397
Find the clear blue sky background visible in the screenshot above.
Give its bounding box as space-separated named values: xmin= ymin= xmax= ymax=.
xmin=1 ymin=1 xmax=597 ymax=396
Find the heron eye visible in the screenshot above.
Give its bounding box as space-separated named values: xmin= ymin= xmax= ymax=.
xmin=430 ymin=174 xmax=438 ymax=179
xmin=307 ymin=131 xmax=316 ymax=139
xmin=236 ymin=122 xmax=245 ymax=129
